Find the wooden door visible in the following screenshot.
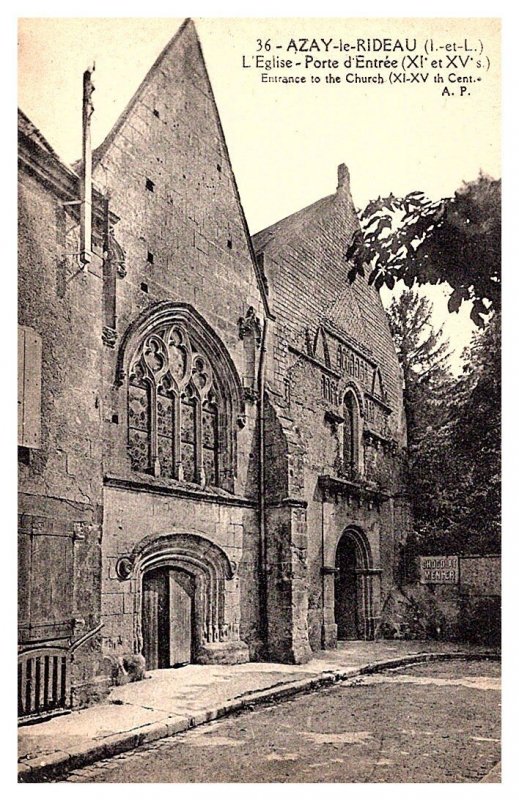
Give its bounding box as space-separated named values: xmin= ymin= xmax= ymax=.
xmin=142 ymin=568 xmax=170 ymax=670
xmin=169 ymin=570 xmax=193 ymax=666
xmin=142 ymin=567 xmax=194 ymax=670
xmin=335 ymin=538 xmax=359 ymax=639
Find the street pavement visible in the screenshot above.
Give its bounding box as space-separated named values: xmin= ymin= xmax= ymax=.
xmin=18 ymin=640 xmax=498 ymax=781
xmin=61 ymin=659 xmax=501 ymax=783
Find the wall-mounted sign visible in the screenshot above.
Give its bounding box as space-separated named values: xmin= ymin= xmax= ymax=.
xmin=419 ymin=555 xmax=459 ymax=584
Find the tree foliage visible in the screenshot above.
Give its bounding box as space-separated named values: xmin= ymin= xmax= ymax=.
xmin=387 ymin=290 xmax=451 ymax=450
xmin=348 ymin=174 xmax=501 ymax=328
xmin=444 ymin=313 xmax=501 ymax=552
xmin=388 ymin=291 xmax=500 ymax=555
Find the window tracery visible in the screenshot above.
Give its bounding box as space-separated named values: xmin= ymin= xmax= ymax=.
xmin=127 ymin=323 xmax=222 ymax=487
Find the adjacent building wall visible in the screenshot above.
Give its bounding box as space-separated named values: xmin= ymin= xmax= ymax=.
xmin=18 ymin=124 xmax=109 ymax=708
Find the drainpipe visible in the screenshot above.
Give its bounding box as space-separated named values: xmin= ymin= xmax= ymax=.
xmin=80 ymin=65 xmax=95 ymax=267
xmin=321 ymin=495 xmax=326 ymax=645
xmin=257 ymin=315 xmax=269 ymax=657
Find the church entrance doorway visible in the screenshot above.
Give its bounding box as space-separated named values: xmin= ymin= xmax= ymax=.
xmin=334 ymin=535 xmax=359 ymax=639
xmin=333 ymin=526 xmax=377 ymax=640
xmin=142 ymin=566 xmax=194 ymax=670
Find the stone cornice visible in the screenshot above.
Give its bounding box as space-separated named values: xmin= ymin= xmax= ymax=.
xmin=318 ymin=474 xmax=390 ymax=505
xmin=287 ymin=345 xmax=341 ymax=378
xmin=363 ymin=427 xmax=398 ymax=453
xmin=320 ymin=322 xmax=377 ymax=366
xmin=266 ymin=496 xmax=308 ymax=509
xmin=364 ymin=391 xmax=392 ymax=414
xmin=104 ymin=472 xmax=257 ymax=507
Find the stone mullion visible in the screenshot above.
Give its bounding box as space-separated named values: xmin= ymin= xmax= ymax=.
xmin=194 ymin=397 xmax=204 ymax=485
xmin=173 ymin=393 xmax=182 ymax=480
xmin=149 ymin=381 xmax=160 ymax=477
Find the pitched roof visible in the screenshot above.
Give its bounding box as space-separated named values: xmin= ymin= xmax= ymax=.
xmin=18 ymin=108 xmax=65 ymax=162
xmin=18 ymin=108 xmax=118 ymax=228
xmin=253 ymin=195 xmax=333 ymax=253
xmin=251 ymin=169 xmax=402 ymax=409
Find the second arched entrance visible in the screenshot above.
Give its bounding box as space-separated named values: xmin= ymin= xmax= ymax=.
xmin=335 ymin=536 xmax=359 ymax=639
xmin=334 ymin=527 xmax=377 ymax=640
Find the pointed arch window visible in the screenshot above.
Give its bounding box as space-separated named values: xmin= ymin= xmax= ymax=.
xmin=127 ymin=323 xmax=223 ymax=487
xmin=128 ymin=369 xmax=152 ymax=473
xmin=343 ymin=390 xmax=361 ymax=478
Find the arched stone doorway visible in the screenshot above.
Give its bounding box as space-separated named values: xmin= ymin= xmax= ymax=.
xmin=116 ymin=531 xmax=249 ymax=668
xmin=334 ymin=528 xmax=378 ymax=640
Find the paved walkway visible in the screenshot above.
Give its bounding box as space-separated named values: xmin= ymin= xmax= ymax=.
xmin=18 ymin=640 xmax=498 ymax=781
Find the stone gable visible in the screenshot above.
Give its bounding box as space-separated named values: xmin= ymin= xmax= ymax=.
xmin=253 ymin=167 xmax=403 ymax=425
xmin=92 ymin=18 xmax=268 ymax=356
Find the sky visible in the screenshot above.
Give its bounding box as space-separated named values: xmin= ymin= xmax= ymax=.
xmin=17 ymin=16 xmax=501 ymax=369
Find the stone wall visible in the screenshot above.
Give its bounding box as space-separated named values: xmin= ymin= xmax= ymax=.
xmin=101 ymin=485 xmax=257 ymax=662
xmin=460 ymin=555 xmax=500 ymax=597
xmin=253 ymin=170 xmax=411 ymax=655
xmin=254 ymin=169 xmax=404 ymax=431
xmin=379 ymin=555 xmax=501 ymax=646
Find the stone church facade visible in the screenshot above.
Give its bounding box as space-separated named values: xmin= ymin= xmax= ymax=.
xmin=18 ymin=19 xmax=411 ymax=721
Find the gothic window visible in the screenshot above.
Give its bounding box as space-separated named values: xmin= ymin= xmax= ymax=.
xmin=343 ymin=391 xmax=361 ymax=478
xmin=157 ymin=375 xmax=175 ymax=478
xmin=180 ymin=385 xmax=196 ymax=483
xmin=127 ymin=323 xmax=223 ymax=487
xmin=322 ymin=375 xmax=339 ymax=405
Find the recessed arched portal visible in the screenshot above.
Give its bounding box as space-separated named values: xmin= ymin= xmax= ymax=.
xmin=124 ymin=531 xmax=249 ymax=669
xmin=334 ymin=527 xmax=376 ymax=640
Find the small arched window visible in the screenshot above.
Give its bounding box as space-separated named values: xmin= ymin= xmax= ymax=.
xmin=127 ymin=323 xmax=222 ymax=487
xmin=343 ymin=390 xmax=361 ymax=478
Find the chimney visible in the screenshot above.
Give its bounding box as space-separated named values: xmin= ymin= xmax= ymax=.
xmin=337 ymin=163 xmax=350 ymax=192
xmin=80 ymin=66 xmax=95 ymax=266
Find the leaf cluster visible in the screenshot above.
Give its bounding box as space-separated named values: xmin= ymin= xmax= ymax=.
xmin=348 ymin=174 xmax=501 ymax=328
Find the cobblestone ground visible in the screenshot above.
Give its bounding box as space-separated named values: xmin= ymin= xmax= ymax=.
xmin=62 ymin=660 xmax=500 ymax=783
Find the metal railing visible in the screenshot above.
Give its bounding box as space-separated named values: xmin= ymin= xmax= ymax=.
xmin=18 ymin=648 xmax=71 ymax=721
